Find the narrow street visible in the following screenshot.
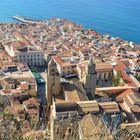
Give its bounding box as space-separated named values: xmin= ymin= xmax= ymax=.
xmin=36 ymin=83 xmax=48 ymax=130
xmin=37 ymin=83 xmax=47 ymax=105
xmin=36 ymin=70 xmax=48 ymax=130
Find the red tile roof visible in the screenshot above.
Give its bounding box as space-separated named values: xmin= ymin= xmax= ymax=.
xmin=52 ymin=55 xmax=76 ymax=67
xmin=7 ymin=104 xmax=24 ymax=115
xmin=114 ymin=60 xmax=126 ymax=71
xmin=116 ymin=89 xmax=134 ymax=101
xmin=52 ymin=56 xmax=64 ymax=66
xmin=114 ymin=61 xmax=136 ymax=87
xmin=78 ymin=61 xmax=113 ymax=72
xmin=27 ymin=109 xmax=38 ymax=115
xmin=19 ymin=82 xmax=29 ymax=90
xmin=23 ymin=97 xmax=38 ymax=106
xmin=96 ymin=63 xmax=113 ymax=71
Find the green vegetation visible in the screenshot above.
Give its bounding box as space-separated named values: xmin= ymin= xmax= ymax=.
xmin=112 ymin=70 xmax=122 ymax=87
xmin=23 ymin=137 xmax=34 ymax=140
xmin=30 ymin=67 xmax=37 ymax=72
xmin=0 ymin=102 xmax=5 ymax=110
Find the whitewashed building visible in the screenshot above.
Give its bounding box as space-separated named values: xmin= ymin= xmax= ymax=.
xmin=3 ymin=41 xmax=46 ymax=67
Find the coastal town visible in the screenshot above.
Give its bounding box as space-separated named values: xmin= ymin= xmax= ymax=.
xmin=0 ymin=18 xmax=140 ymax=139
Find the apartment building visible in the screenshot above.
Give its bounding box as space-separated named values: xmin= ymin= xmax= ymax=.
xmin=3 ymin=40 xmax=46 ymax=66
xmin=52 ymin=56 xmax=77 ymax=75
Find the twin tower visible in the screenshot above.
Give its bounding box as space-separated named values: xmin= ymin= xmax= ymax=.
xmin=47 ymin=57 xmax=97 ymax=105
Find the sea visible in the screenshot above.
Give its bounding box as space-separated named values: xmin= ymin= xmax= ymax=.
xmin=0 ymin=0 xmax=140 ymax=44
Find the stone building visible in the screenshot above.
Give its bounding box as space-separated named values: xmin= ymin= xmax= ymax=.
xmin=77 ymin=61 xmax=113 ymax=81
xmin=52 ymin=56 xmax=77 ymax=76
xmin=4 ymin=43 xmax=45 ymax=66
xmin=46 ymin=58 xmax=126 ymax=140
xmin=47 ymin=59 xmax=61 ymax=105
xmin=49 ymin=101 xmax=122 ymax=140
xmin=81 ymin=57 xmax=97 ymax=99
xmin=2 ymin=33 xmax=46 ymax=67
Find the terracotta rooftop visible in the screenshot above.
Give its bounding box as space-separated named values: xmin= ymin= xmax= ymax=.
xmin=78 ymin=60 xmax=113 ymax=72
xmin=13 ymin=31 xmax=26 ymax=40
xmin=114 ymin=60 xmax=126 ymax=71
xmin=116 ymin=89 xmax=134 ymax=102
xmin=23 ymin=97 xmax=38 ymax=107
xmin=52 ymin=55 xmax=76 ymax=67
xmin=96 ymin=63 xmax=113 ymax=71
xmin=52 ymin=56 xmax=64 ymax=66
xmin=7 ymin=104 xmax=24 ymax=115
xmin=114 ymin=60 xmax=137 ymax=87
xmin=18 ymin=82 xmax=29 ymax=90
xmin=27 ymin=108 xmax=38 ymax=115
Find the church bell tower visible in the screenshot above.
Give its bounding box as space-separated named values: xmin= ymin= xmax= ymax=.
xmin=84 ymin=57 xmax=97 ymax=100
xmin=47 ymin=58 xmax=60 ymax=105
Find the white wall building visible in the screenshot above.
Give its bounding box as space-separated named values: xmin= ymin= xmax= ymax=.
xmin=4 ymin=43 xmax=46 ymax=67
xmin=16 ymin=51 xmax=45 ymax=66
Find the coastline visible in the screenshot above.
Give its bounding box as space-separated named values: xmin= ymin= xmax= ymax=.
xmin=0 ymin=16 xmax=139 ymax=45
xmin=6 ymin=16 xmax=139 ymax=45
xmin=0 ymin=0 xmax=140 ymax=44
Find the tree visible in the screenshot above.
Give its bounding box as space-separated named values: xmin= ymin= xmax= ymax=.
xmin=112 ymin=70 xmax=122 ymax=87
xmin=0 ymin=102 xmax=5 ymax=112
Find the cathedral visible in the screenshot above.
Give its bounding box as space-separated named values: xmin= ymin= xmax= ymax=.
xmin=46 ymin=56 xmax=97 ymax=105
xmin=82 ymin=57 xmax=97 ymax=100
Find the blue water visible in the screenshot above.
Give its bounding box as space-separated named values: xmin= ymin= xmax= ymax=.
xmin=0 ymin=0 xmax=140 ymax=43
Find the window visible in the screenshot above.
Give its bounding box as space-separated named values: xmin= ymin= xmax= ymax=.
xmin=99 ymin=73 xmax=101 ymax=79
xmin=72 ymin=66 xmax=75 ymax=68
xmin=104 ymin=73 xmax=106 ymax=79
xmin=51 ymin=69 xmax=55 ymax=73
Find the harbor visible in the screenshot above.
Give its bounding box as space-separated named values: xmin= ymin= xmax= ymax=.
xmin=13 ymin=15 xmax=42 ymax=23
